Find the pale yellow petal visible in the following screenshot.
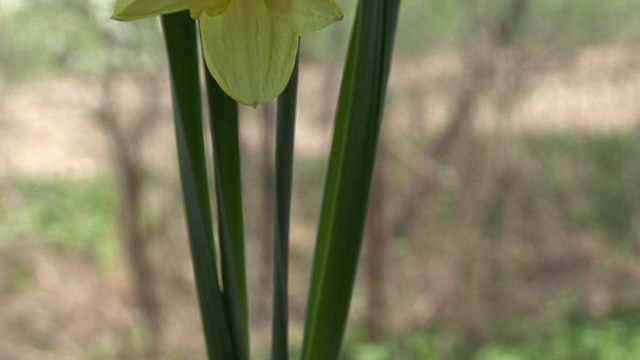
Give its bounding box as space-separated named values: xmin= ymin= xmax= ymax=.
xmin=200 ymin=0 xmax=298 ymax=106
xmin=112 ymin=0 xmax=229 ymax=21
xmin=264 ymin=0 xmax=343 ymax=35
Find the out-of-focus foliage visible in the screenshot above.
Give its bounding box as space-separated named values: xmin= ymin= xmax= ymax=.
xmin=525 ymin=134 xmax=637 ymax=244
xmin=0 ymin=0 xmax=163 ymax=82
xmin=481 ymin=314 xmax=640 ymax=360
xmin=301 ymin=0 xmax=640 ymax=61
xmin=523 ymin=0 xmax=640 ymax=46
xmin=0 ymin=178 xmax=115 ymax=263
xmin=344 ymin=313 xmax=640 ymax=360
xmin=3 ymin=0 xmax=640 ymax=73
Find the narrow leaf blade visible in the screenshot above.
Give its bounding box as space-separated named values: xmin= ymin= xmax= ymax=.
xmin=300 ymin=0 xmax=402 ymax=359
xmin=161 ymin=12 xmax=234 ymax=360
xmin=271 ymin=51 xmax=300 ymax=360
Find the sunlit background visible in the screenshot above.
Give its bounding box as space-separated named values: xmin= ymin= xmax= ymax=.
xmin=2 ymin=0 xmax=640 ymax=359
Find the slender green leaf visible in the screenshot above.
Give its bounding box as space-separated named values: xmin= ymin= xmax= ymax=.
xmin=161 ymin=12 xmax=234 ymax=360
xmin=271 ymin=51 xmax=300 ymax=360
xmin=300 ymin=0 xmax=401 ymax=359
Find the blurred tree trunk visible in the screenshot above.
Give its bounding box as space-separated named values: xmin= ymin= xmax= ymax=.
xmin=386 ymin=0 xmax=531 ymax=338
xmin=455 ymin=0 xmax=530 ymax=340
xmin=392 ymin=0 xmax=530 ymax=240
xmin=95 ymin=70 xmax=163 ymax=358
xmin=116 ymin=136 xmax=162 ymax=353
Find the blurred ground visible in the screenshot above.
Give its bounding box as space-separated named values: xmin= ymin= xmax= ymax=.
xmin=2 ymin=44 xmax=640 ymax=359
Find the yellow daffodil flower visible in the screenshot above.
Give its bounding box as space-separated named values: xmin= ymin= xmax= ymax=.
xmin=112 ymin=0 xmax=343 ymax=106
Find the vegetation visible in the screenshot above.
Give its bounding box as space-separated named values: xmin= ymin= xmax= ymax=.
xmin=0 ymin=178 xmax=115 ymax=263
xmin=345 ymin=313 xmax=640 ymax=360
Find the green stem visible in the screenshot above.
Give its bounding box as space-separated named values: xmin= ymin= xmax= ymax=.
xmin=161 ymin=11 xmax=234 ymax=360
xmin=205 ymin=71 xmax=250 ymax=360
xmin=271 ymin=50 xmax=300 ymax=360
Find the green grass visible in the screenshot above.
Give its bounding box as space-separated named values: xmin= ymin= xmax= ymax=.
xmin=524 ymin=133 xmax=638 ymax=245
xmin=0 ymin=177 xmax=115 ymax=263
xmin=474 ymin=313 xmax=640 ymax=360
xmin=343 ymin=312 xmax=640 ymax=360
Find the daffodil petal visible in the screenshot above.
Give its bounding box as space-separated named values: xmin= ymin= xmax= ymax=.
xmin=264 ymin=0 xmax=343 ymax=34
xmin=200 ymin=0 xmax=298 ymax=106
xmin=112 ymin=0 xmax=229 ymax=21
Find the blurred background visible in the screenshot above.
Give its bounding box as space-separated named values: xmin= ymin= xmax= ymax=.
xmin=2 ymin=0 xmax=640 ymax=359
